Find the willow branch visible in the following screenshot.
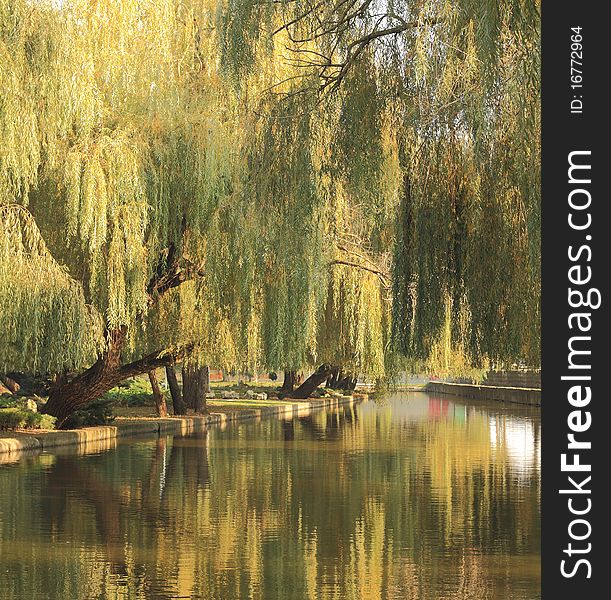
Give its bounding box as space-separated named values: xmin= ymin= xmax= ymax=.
xmin=330 ymin=259 xmax=390 ymax=288
xmin=119 ymin=344 xmax=193 ymax=379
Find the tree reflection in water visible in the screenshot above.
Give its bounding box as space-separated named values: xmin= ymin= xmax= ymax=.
xmin=0 ymin=393 xmax=540 ymax=600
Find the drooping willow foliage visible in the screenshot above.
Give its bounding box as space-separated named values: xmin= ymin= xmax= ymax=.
xmin=0 ymin=204 xmax=103 ymax=372
xmin=2 ymin=0 xmax=242 ymax=372
xmin=390 ymin=1 xmax=541 ymax=369
xmin=1 ymin=0 xmax=540 ymax=382
xmin=221 ymin=0 xmax=541 ymax=374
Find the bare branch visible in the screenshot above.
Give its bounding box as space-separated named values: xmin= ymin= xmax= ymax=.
xmin=330 ymin=259 xmax=390 ymax=288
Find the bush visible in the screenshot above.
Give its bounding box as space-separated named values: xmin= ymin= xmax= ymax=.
xmin=0 ymin=408 xmax=26 ymax=431
xmin=40 ymin=414 xmax=57 ymax=429
xmin=0 ymin=397 xmax=17 ymax=409
xmin=22 ymin=412 xmax=55 ymax=430
xmin=62 ymin=397 xmax=116 ymax=429
xmin=103 ymin=378 xmax=155 ymax=407
xmin=0 ymin=407 xmax=57 ymax=431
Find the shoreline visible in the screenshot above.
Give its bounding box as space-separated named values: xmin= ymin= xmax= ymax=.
xmin=0 ymin=393 xmax=363 ymax=458
xmin=1 ymin=383 xmax=543 ymax=459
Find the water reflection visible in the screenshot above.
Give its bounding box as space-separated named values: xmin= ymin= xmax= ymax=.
xmin=0 ymin=392 xmax=540 ymax=599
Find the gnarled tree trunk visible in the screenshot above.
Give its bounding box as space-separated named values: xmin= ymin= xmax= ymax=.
xmin=42 ymin=328 xmax=179 ymax=428
xmin=326 ymin=368 xmax=340 ymax=389
xmin=165 ymin=365 xmax=186 ymax=415
xmin=338 ymin=375 xmax=358 ymax=391
xmin=0 ymin=375 xmax=20 ymax=394
xmin=182 ymin=365 xmax=197 ymax=410
xmin=40 ymin=244 xmax=198 ymax=429
xmin=280 ymin=370 xmax=304 ymax=395
xmin=327 ymin=369 xmax=358 ymax=391
xmin=202 ymin=365 xmax=211 ymax=395
xmin=42 ymin=328 xmax=127 ymax=428
xmin=148 ymin=369 xmax=168 ymax=417
xmin=194 ymin=367 xmax=208 ymax=414
xmin=182 ymin=364 xmax=208 ymax=414
xmin=288 ymin=364 xmax=334 ymax=399
xmin=280 ymin=370 xmax=297 ymax=394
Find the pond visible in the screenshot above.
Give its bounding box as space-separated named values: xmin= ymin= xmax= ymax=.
xmin=0 ymin=392 xmax=540 ymax=599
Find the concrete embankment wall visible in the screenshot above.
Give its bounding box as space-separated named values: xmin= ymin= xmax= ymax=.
xmin=0 ymin=394 xmax=361 ymax=458
xmin=426 ymin=381 xmax=540 ymax=406
xmin=449 ymin=370 xmax=541 ymax=389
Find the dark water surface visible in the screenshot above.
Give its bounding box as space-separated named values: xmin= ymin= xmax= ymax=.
xmin=0 ymin=392 xmax=540 ymax=599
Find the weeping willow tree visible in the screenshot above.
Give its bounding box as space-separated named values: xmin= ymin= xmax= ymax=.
xmin=1 ymin=0 xmax=540 ymax=426
xmin=1 ymin=0 xmax=374 ymax=425
xmin=0 ymin=0 xmax=254 ymax=425
xmin=220 ymin=0 xmax=541 ymax=376
xmin=245 ymin=97 xmax=325 ymax=375
xmin=214 ymin=22 xmax=398 ymax=391
xmin=389 ymin=1 xmax=541 ymax=371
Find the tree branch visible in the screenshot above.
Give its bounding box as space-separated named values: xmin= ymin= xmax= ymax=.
xmin=330 ymin=259 xmax=390 ymax=288
xmin=119 ymin=344 xmax=193 ymax=379
xmin=272 ymin=2 xmax=442 ymax=93
xmin=146 ymin=243 xmax=206 ymax=305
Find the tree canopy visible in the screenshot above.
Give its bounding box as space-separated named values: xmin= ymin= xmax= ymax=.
xmin=1 ymin=0 xmax=540 ymax=391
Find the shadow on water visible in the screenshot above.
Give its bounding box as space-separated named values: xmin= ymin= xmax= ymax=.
xmin=0 ymin=392 xmax=540 ymax=600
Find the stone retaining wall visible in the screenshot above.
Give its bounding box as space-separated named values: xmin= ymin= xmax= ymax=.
xmin=426 ymin=381 xmax=540 ymax=406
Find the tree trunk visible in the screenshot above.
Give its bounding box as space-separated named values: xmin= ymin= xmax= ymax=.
xmin=42 ymin=328 xmax=127 ymax=429
xmin=182 ymin=364 xmax=207 ymax=414
xmin=342 ymin=376 xmax=357 ymax=391
xmin=165 ymin=365 xmax=186 ymax=415
xmin=0 ymin=375 xmax=20 ymax=394
xmin=334 ymin=373 xmax=358 ymax=391
xmin=325 ymin=368 xmax=357 ymax=391
xmin=288 ymin=364 xmax=334 ymax=399
xmin=182 ymin=365 xmax=197 ymax=410
xmin=40 ymin=242 xmax=199 ymax=428
xmin=148 ymin=369 xmax=168 ymax=417
xmin=280 ymin=370 xmax=298 ymax=394
xmin=42 ymin=328 xmax=180 ymax=428
xmin=194 ymin=367 xmax=208 ymax=414
xmin=326 ymin=367 xmax=340 ymax=389
xmin=202 ymin=365 xmax=211 ymax=395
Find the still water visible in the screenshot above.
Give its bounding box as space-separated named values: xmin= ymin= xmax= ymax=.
xmin=0 ymin=392 xmax=540 ymax=599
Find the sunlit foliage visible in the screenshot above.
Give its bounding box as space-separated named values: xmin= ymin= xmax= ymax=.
xmin=1 ymin=0 xmax=540 ymax=382
xmin=2 ymin=0 xmax=241 ymax=372
xmin=221 ymin=0 xmax=541 ymax=373
xmin=0 ymin=204 xmax=103 ymax=372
